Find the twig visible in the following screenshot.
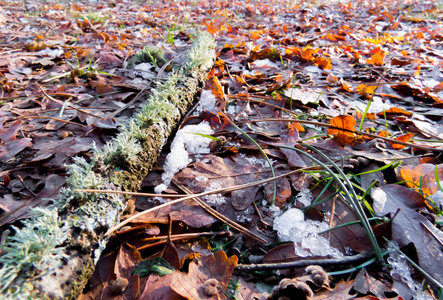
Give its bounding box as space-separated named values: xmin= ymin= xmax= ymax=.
xmin=41 ymin=65 xmax=89 ymax=83
xmin=39 ymin=85 xmax=102 ymax=119
xmin=101 ymin=86 xmax=146 ymax=119
xmin=137 ymin=230 xmax=231 ymax=251
xmin=236 ymin=251 xmax=375 ymax=271
xmin=421 ymin=222 xmax=443 ymax=247
xmin=17 ymin=115 xmax=86 ymax=128
xmin=16 ymin=175 xmax=37 ymax=197
xmin=156 ymin=53 xmax=184 ymax=78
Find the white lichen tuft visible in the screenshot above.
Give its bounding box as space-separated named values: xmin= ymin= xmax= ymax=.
xmin=185 ymin=31 xmax=216 ymax=72
xmin=0 ymin=208 xmax=68 ymax=295
xmin=135 ymin=99 xmax=180 ymax=126
xmin=95 ymin=131 xmax=143 ymax=164
xmin=74 ymin=198 xmax=120 ymax=232
xmin=123 ymin=119 xmax=149 ymax=141
xmin=61 ymin=156 xmax=107 ymax=205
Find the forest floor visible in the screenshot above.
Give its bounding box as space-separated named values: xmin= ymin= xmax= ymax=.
xmin=1 ymin=0 xmax=443 ymax=299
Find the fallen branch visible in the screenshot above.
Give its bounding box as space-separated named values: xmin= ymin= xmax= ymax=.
xmin=0 ymin=31 xmax=217 ymax=300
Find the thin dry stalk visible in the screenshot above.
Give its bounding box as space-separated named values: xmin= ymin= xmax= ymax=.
xmin=75 ymin=166 xmax=322 ymax=236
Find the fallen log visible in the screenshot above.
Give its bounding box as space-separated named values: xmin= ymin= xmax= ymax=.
xmin=0 ymin=31 xmax=216 ymax=299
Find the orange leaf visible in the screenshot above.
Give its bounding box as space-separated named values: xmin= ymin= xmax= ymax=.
xmin=313 ymin=57 xmax=332 ymax=70
xmin=414 ymin=66 xmax=421 ymax=77
xmin=338 ymin=83 xmax=352 ymax=92
xmin=288 ymin=121 xmax=304 ymax=132
xmin=327 ymin=115 xmax=357 ymax=146
xmin=377 ymin=107 xmax=412 ymax=117
xmin=171 ymin=250 xmax=237 ymax=300
xmin=204 ymin=18 xmax=226 ymax=35
xmin=378 ymin=130 xmax=390 ymax=137
xmin=25 ymin=41 xmax=47 ymax=51
xmin=367 ymin=50 xmax=385 ymax=66
xmin=299 ymin=46 xmax=316 ymax=61
xmin=205 ymin=76 xmax=225 ymax=110
xmin=354 ymin=111 xmax=375 ymax=120
xmin=391 ymin=133 xmax=414 ymax=150
xmin=95 ymin=83 xmax=115 ymax=95
xmin=400 ymin=164 xmax=443 ymax=197
xmin=326 ymin=73 xmax=338 ymax=84
xmin=433 ymin=81 xmax=443 ymax=92
xmin=356 ymin=84 xmax=378 ymax=96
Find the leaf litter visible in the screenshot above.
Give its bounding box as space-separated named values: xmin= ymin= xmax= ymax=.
xmin=1 ymin=0 xmax=443 ymax=299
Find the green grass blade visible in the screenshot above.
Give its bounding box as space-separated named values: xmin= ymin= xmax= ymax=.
xmin=220 ymin=111 xmax=277 ymax=205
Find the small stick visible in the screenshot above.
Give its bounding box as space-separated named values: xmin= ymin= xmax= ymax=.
xmin=18 ymin=115 xmax=86 ymax=128
xmin=236 ymin=251 xmax=375 ymax=271
xmin=421 ymin=221 xmax=443 ymax=247
xmin=39 ymin=84 xmax=102 ymax=119
xmin=101 ymin=86 xmax=146 ymax=119
xmin=41 ymin=66 xmax=89 ymax=83
xmin=137 ymin=231 xmax=231 ymax=251
xmin=16 ymin=175 xmax=37 ymax=197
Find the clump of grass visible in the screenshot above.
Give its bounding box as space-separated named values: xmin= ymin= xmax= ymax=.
xmin=278 ymin=143 xmax=384 ymax=263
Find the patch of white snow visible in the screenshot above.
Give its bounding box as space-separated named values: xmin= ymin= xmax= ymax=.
xmin=273 ymin=208 xmax=342 ymax=258
xmin=296 ymin=188 xmax=313 ymax=206
xmin=155 ymin=122 xmax=214 ymax=193
xmin=196 ymin=89 xmax=217 ymax=114
xmin=251 ymin=59 xmax=279 ymax=68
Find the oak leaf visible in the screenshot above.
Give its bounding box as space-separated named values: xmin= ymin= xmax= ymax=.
xmin=170 ymin=250 xmax=237 ymax=300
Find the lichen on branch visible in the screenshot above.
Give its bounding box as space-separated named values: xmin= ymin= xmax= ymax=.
xmin=0 ymin=30 xmax=216 ymax=299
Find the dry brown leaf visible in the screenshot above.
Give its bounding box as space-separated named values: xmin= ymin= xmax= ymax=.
xmin=170 ymin=250 xmax=238 ymax=300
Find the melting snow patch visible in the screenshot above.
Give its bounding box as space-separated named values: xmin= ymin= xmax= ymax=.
xmin=202 ymin=181 xmax=226 ymax=205
xmin=196 ymin=89 xmax=217 ymax=114
xmin=283 ymin=88 xmax=328 ymax=106
xmin=296 ymin=188 xmax=313 ymax=206
xmin=354 ymin=96 xmax=393 ymax=113
xmin=236 ymin=206 xmax=253 ymax=223
xmin=154 ymin=122 xmax=214 ymax=194
xmin=273 ymin=208 xmax=342 ymax=258
xmin=39 ymin=48 xmax=64 ymax=58
xmin=241 ymin=153 xmax=274 ymax=169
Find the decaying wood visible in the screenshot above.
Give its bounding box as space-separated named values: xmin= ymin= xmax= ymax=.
xmin=3 ymin=34 xmax=215 ymax=299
